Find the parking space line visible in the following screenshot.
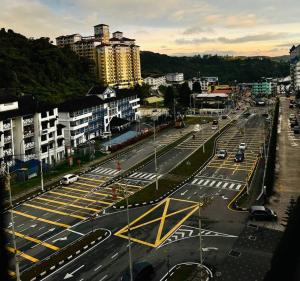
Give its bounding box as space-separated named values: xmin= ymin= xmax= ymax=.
xmin=35 ymin=197 xmax=101 ymax=212
xmin=12 ymin=210 xmax=70 ymax=228
xmin=7 ymin=246 xmax=39 ymax=263
xmin=6 ymin=229 xmax=60 ymax=251
xmin=23 ymin=203 xmax=86 ymax=220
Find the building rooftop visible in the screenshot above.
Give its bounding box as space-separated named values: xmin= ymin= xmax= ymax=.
xmin=94 ymin=24 xmax=109 ymax=27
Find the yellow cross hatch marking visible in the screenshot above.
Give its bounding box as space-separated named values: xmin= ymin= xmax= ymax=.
xmin=115 ymin=198 xmax=200 ymax=248
xmin=6 ymin=230 xmax=60 ymax=251
xmin=12 ymin=210 xmax=70 ymax=228
xmin=6 ymin=246 xmax=39 ymax=263
xmin=35 ymin=197 xmax=101 ymax=212
xmin=23 ymin=203 xmax=86 ymax=220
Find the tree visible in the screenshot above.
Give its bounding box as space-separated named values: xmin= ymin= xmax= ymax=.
xmin=178 ymin=82 xmax=192 ymax=109
xmin=164 ymin=86 xmax=175 ymax=108
xmin=192 ymin=81 xmax=202 ymax=93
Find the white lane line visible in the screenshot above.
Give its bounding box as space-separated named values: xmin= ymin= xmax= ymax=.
xmin=94 ymin=265 xmax=102 ymax=271
xmin=222 ymin=182 xmax=229 ymax=188
xmin=99 ymin=275 xmax=108 ymax=281
xmin=149 ymin=175 xmax=156 ymax=180
xmin=111 ymin=253 xmax=118 ymax=259
xmin=131 ymin=172 xmax=138 ymax=177
xmin=229 ymin=183 xmax=235 ymax=189
xmin=236 ymin=184 xmax=242 ymax=190
xmin=192 ymin=179 xmax=198 ymax=185
xmin=198 ymin=179 xmax=204 ymax=185
xmin=209 ymin=181 xmax=216 ymax=187
xmin=67 ymin=229 xmax=84 ymax=236
xmin=203 ymin=180 xmax=210 ymax=186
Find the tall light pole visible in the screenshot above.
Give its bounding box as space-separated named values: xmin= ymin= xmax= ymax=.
xmin=198 ymin=200 xmax=203 ymax=266
xmin=3 ymin=157 xmax=21 ymax=281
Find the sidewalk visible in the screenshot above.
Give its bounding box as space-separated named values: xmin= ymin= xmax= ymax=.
xmin=266 ymin=97 xmax=300 ymax=231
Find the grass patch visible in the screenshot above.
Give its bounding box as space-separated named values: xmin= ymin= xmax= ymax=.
xmin=20 ymin=228 xmax=108 ymax=281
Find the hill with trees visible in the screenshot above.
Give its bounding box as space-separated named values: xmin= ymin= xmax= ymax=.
xmin=0 ymin=28 xmax=97 ymax=103
xmin=140 ymin=51 xmax=290 ymax=83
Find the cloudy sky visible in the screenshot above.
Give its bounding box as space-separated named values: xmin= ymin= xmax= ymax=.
xmin=1 ymin=0 xmax=300 ymax=56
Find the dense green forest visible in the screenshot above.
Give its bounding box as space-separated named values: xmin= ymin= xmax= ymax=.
xmin=0 ymin=28 xmax=97 ymax=103
xmin=141 ymin=51 xmax=290 ymax=83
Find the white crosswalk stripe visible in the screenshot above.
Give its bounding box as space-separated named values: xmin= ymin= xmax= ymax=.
xmin=90 ymin=167 xmax=120 ymax=176
xmin=127 ymin=172 xmax=157 ymax=181
xmin=191 ymin=177 xmax=244 ymax=191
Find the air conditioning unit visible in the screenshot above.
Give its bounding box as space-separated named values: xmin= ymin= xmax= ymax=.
xmin=42 ymin=129 xmax=48 ymax=135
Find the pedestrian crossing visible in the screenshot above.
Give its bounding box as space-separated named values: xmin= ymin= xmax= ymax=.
xmin=127 ymin=172 xmax=157 ymax=181
xmin=89 ymin=167 xmax=120 ymax=176
xmin=191 ymin=177 xmax=243 ymax=191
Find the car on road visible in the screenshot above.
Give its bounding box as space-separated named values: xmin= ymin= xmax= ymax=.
xmin=121 ymin=261 xmax=155 ymax=281
xmin=249 ymin=206 xmax=277 ymax=221
xmin=216 ymin=149 xmax=227 ymax=159
xmin=234 ymin=150 xmax=244 ymax=162
xmin=211 ymin=120 xmax=219 ymax=130
xmin=289 ymin=113 xmax=296 ymax=121
xmin=61 ymin=174 xmax=79 ymax=185
xmin=239 ymin=142 xmax=247 ymax=151
xmin=221 ymin=115 xmax=228 ymax=119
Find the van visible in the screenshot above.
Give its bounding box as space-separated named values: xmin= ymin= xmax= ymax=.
xmin=61 ymin=174 xmax=79 ymax=185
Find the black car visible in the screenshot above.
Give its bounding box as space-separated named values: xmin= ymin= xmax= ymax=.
xmin=293 ymin=126 xmax=300 ymax=134
xmin=121 ymin=262 xmax=155 ymax=281
xmin=249 ymin=206 xmax=277 ymax=221
xmin=291 ymin=120 xmax=298 ymax=128
xmin=234 ymin=151 xmax=244 ymax=162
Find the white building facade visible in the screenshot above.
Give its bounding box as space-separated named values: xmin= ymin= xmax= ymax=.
xmin=290 ymin=45 xmax=300 ymax=93
xmin=143 ymin=76 xmax=167 ymax=89
xmin=166 ymin=73 xmax=184 ymax=84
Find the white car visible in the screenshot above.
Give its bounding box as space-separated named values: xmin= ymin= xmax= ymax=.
xmin=61 ymin=174 xmax=79 ymax=185
xmin=239 ymin=143 xmax=247 ymax=150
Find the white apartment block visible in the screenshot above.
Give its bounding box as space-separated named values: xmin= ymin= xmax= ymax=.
xmin=0 ymin=95 xmax=65 ymax=168
xmin=56 ymin=34 xmax=82 ymax=48
xmin=188 ymin=77 xmax=219 ymax=92
xmin=143 ymin=76 xmax=167 ymax=89
xmin=58 ymin=86 xmax=140 ymax=148
xmin=290 ymin=45 xmax=300 ymax=93
xmin=166 ymin=73 xmax=184 ymax=84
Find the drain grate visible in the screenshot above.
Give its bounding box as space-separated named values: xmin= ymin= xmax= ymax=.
xmin=229 ymin=250 xmax=241 ymax=257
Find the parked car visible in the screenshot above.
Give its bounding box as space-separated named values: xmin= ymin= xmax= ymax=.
xmin=249 ymin=206 xmax=277 ymax=221
xmin=121 ymin=262 xmax=155 ymax=281
xmin=239 ymin=142 xmax=247 ymax=151
xmin=290 ymin=120 xmax=298 ymax=128
xmin=289 ymin=113 xmax=296 ymax=121
xmin=221 ymin=115 xmax=228 ymax=119
xmin=293 ymin=126 xmax=300 ymax=134
xmin=61 ymin=174 xmax=79 ymax=185
xmin=216 ymin=149 xmax=227 ymax=159
xmin=234 ymin=151 xmax=244 ymax=162
xmin=211 ymin=119 xmax=218 ymax=130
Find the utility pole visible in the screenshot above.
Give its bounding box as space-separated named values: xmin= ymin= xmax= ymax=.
xmin=153 ymin=119 xmax=158 ymax=191
xmin=3 ymin=158 xmax=21 ymax=281
xmin=173 ymin=97 xmax=176 ymax=125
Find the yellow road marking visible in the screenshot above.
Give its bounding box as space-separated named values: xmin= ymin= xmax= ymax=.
xmin=36 ymin=197 xmax=101 ymax=212
xmin=49 ymin=191 xmax=111 ymax=205
xmin=155 ymin=198 xmax=170 ymax=245
xmin=23 ymin=203 xmax=86 ymax=220
xmin=115 ymin=198 xmax=200 ymax=248
xmin=156 ymin=205 xmax=199 ymax=247
xmin=62 ymin=186 xmax=120 ymax=199
xmin=6 ymin=230 xmax=60 ymax=251
xmin=8 ymin=270 xmax=16 ymax=277
xmin=7 ymin=246 xmax=39 ymax=263
xmin=12 ymin=210 xmax=70 ymax=228
xmin=74 ymin=181 xmax=98 ymax=188
xmin=80 ymin=176 xmax=105 ymax=183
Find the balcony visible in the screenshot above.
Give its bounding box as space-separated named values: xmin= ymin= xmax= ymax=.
xmin=23 ymin=118 xmax=34 ymax=126
xmin=24 ymin=154 xmax=36 ymax=161
xmin=24 ymin=131 xmax=35 ymax=138
xmin=24 ymin=142 xmax=35 ymax=150
xmin=4 ymin=135 xmax=12 ymax=143
xmin=3 ymin=148 xmax=12 ymax=156
xmin=3 ymin=123 xmax=11 ymax=130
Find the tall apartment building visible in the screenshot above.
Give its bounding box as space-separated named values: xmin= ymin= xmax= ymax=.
xmin=251 ymin=78 xmax=276 ymax=96
xmin=0 ymin=95 xmax=65 ymax=169
xmin=56 ymin=24 xmax=142 ymax=89
xmin=58 ymin=86 xmax=140 ymax=148
xmin=290 ymin=45 xmax=300 ymax=93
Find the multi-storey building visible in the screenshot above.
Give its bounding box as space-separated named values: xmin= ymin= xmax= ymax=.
xmin=56 ymin=24 xmax=142 ymax=89
xmin=251 ymin=78 xmax=276 ymax=97
xmin=143 ymin=75 xmax=167 ymax=89
xmin=166 ymin=73 xmax=184 ymax=84
xmin=58 ymin=86 xmax=140 ymax=148
xmin=188 ymin=76 xmax=219 ymax=92
xmin=0 ymin=95 xmax=65 ymax=168
xmin=290 ymin=45 xmax=300 ymax=93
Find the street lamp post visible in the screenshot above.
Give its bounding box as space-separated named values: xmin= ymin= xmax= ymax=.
xmin=198 ymin=200 xmax=203 ymax=266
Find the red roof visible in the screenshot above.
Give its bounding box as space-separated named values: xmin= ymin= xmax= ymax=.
xmin=211 ymin=89 xmax=232 ymax=94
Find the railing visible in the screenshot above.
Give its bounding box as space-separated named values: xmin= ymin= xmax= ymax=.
xmin=3 ymin=123 xmax=11 ymax=130
xmin=24 ymin=131 xmax=35 ymax=138
xmin=24 ymin=142 xmax=35 ymax=150
xmin=24 ymin=154 xmax=36 ymax=161
xmin=23 ymin=118 xmax=34 ymax=126
xmin=3 ymin=148 xmax=12 ymax=155
xmin=4 ymin=136 xmax=12 ymax=143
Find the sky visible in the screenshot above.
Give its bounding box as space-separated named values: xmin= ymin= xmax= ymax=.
xmin=1 ymin=0 xmax=300 ymax=57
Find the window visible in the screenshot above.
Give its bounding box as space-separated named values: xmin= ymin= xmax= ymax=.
xmin=41 ymin=134 xmax=47 ymax=141
xmin=41 ymin=111 xmax=47 ymax=118
xmin=49 ymin=109 xmax=54 ymax=116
